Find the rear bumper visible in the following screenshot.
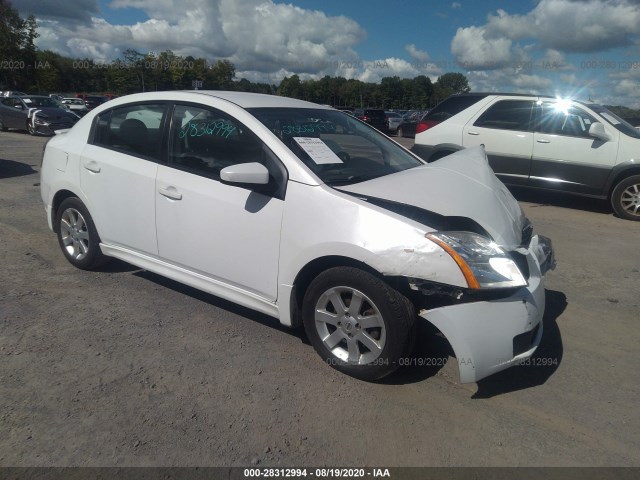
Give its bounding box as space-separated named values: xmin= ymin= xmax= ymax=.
xmin=420 ymin=234 xmax=554 ymax=383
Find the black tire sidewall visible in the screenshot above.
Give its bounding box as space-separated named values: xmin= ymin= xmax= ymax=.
xmin=302 ymin=267 xmax=415 ymax=381
xmin=55 ymin=197 xmax=106 ymax=270
xmin=612 ymin=175 xmax=640 ymax=221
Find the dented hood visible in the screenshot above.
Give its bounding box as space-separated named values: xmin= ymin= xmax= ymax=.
xmin=337 ymin=146 xmax=526 ymax=247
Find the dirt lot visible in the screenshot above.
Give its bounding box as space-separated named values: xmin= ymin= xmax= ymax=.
xmin=1 ymin=130 xmax=639 ymax=467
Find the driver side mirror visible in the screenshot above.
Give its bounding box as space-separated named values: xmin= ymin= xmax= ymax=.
xmin=589 ymin=122 xmax=610 ymax=141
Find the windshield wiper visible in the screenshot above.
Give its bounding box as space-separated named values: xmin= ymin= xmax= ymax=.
xmin=325 ymin=174 xmax=381 ymax=186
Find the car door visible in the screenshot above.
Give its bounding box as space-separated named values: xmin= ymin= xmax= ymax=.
xmin=79 ymin=102 xmax=168 ymax=255
xmin=530 ymin=102 xmax=618 ymax=195
xmin=155 ymin=103 xmax=286 ymax=301
xmin=463 ymin=99 xmax=536 ymax=186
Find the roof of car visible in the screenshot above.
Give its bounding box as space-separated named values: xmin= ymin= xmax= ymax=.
xmin=188 ymin=91 xmax=327 ymax=109
xmin=97 ymin=90 xmax=328 ymax=110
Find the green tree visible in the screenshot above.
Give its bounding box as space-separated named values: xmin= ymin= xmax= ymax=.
xmin=0 ymin=0 xmax=38 ymax=90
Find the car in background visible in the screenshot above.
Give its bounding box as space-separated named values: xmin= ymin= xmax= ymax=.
xmin=396 ymin=110 xmax=429 ymax=138
xmin=0 ymin=95 xmax=79 ymax=135
xmin=40 ymin=90 xmax=554 ymax=383
xmin=353 ymin=108 xmax=388 ymax=131
xmin=385 ymin=111 xmax=403 ymax=134
xmin=412 ymin=93 xmax=640 ymax=221
xmin=61 ymin=98 xmax=89 ymax=116
xmin=82 ymin=95 xmax=109 ymax=110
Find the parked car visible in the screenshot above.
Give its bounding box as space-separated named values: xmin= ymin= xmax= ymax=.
xmin=0 ymin=95 xmax=79 ymax=135
xmin=412 ymin=93 xmax=640 ymax=221
xmin=385 ymin=111 xmax=403 ymax=134
xmin=40 ymin=91 xmax=554 ymax=382
xmin=82 ymin=95 xmax=109 ymax=110
xmin=396 ymin=110 xmax=429 ymax=138
xmin=353 ymin=108 xmax=388 ymax=131
xmin=61 ymin=97 xmax=89 ymax=116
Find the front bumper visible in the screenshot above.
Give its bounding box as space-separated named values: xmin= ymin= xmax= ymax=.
xmin=421 ymin=234 xmax=555 ymax=383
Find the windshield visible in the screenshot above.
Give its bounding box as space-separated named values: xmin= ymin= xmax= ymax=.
xmin=248 ymin=107 xmax=423 ymax=185
xmin=21 ymin=97 xmax=60 ymax=108
xmin=589 ymin=104 xmax=640 ymax=139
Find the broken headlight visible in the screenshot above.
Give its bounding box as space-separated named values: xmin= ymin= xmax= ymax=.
xmin=426 ymin=231 xmax=527 ymax=289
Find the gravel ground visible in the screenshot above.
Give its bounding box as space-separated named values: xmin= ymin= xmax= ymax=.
xmin=0 ymin=130 xmax=639 ymax=467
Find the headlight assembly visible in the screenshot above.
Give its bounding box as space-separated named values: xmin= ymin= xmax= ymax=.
xmin=426 ymin=231 xmax=527 ymax=289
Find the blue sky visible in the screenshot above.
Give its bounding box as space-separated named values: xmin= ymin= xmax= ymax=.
xmin=15 ymin=0 xmax=640 ymax=107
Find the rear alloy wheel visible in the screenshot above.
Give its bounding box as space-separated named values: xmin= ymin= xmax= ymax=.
xmin=611 ymin=175 xmax=640 ymax=221
xmin=302 ymin=267 xmax=415 ymax=381
xmin=56 ymin=197 xmax=109 ymax=269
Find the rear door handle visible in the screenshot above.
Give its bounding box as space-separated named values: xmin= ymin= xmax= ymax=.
xmin=467 ymin=131 xmax=480 ymax=136
xmin=536 ymin=138 xmax=551 ymax=144
xmin=83 ymin=161 xmax=101 ymax=173
xmin=158 ymin=186 xmax=183 ymax=200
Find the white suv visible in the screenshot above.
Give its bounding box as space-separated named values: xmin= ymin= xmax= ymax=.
xmin=412 ymin=94 xmax=640 ymax=221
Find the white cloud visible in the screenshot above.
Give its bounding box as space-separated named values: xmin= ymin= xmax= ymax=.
xmin=451 ymin=25 xmax=517 ymax=70
xmin=451 ymin=2 xmax=462 ymax=9
xmin=31 ymin=0 xmax=367 ymax=76
xmin=405 ymin=44 xmax=429 ymax=62
xmin=483 ymin=0 xmax=640 ymax=53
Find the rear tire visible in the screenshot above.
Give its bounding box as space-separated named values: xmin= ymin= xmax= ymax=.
xmin=397 ymin=127 xmax=404 ymax=138
xmin=302 ymin=267 xmax=416 ymax=381
xmin=611 ymin=175 xmax=640 ymax=221
xmin=27 ymin=121 xmax=36 ymax=136
xmin=55 ymin=197 xmax=109 ymax=269
xmin=0 ymin=117 xmax=7 ymax=132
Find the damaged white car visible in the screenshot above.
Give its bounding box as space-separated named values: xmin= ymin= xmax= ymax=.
xmin=40 ymin=91 xmax=555 ymax=383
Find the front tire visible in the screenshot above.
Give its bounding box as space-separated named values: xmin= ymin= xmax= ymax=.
xmin=55 ymin=197 xmax=109 ymax=269
xmin=611 ymin=175 xmax=640 ymax=221
xmin=27 ymin=121 xmax=36 ymax=136
xmin=302 ymin=267 xmax=416 ymax=381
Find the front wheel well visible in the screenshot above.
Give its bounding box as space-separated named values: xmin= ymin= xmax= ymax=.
xmin=51 ymin=189 xmax=79 ymax=233
xmin=289 ymin=256 xmax=408 ymax=328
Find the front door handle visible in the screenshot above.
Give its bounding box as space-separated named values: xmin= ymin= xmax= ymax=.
xmin=537 ymin=138 xmax=551 ymax=144
xmin=467 ymin=131 xmax=480 ymax=136
xmin=158 ymin=186 xmax=183 ymax=200
xmin=83 ymin=161 xmax=101 ymax=173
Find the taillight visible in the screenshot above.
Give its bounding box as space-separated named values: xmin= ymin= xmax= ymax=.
xmin=416 ymin=119 xmax=440 ymax=134
xmin=363 ymin=116 xmax=370 ymax=121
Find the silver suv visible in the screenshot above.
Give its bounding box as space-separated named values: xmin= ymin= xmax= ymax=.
xmin=412 ymin=93 xmax=640 ymax=221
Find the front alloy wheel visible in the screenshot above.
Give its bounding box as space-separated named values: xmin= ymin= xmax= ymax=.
xmin=302 ymin=267 xmax=415 ymax=381
xmin=313 ymin=286 xmax=386 ymax=365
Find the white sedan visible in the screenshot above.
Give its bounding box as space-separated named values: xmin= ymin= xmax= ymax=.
xmin=40 ymin=91 xmax=555 ymax=382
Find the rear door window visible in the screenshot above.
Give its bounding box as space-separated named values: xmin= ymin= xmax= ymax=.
xmin=473 ymin=100 xmax=536 ymax=131
xmin=93 ymin=103 xmax=167 ymax=160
